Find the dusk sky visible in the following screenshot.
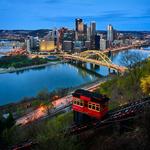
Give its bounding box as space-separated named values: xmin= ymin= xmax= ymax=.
xmin=0 ymin=0 xmax=150 ymax=30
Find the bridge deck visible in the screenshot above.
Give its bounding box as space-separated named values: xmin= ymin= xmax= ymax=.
xmin=63 ymin=54 xmax=127 ymax=73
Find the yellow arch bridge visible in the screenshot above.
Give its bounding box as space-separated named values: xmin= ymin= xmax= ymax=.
xmin=62 ymin=50 xmax=127 ymax=73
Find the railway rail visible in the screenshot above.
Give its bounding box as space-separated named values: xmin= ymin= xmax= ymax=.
xmin=67 ymin=96 xmax=150 ymax=135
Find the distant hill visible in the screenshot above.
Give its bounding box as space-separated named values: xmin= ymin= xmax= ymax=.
xmin=0 ymin=29 xmax=51 ymax=39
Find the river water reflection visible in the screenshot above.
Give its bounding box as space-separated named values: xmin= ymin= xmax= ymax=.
xmin=0 ymin=47 xmax=150 ymax=105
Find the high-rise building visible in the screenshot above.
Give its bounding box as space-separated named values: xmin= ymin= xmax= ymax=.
xmin=26 ymin=36 xmax=39 ymax=52
xmin=95 ymin=35 xmax=100 ymax=50
xmin=100 ymin=39 xmax=107 ymax=50
xmin=107 ymin=24 xmax=114 ymax=42
xmin=90 ymin=21 xmax=96 ymax=49
xmin=45 ymin=30 xmax=54 ymax=41
xmin=84 ymin=24 xmax=87 ymax=34
xmin=85 ymin=41 xmax=91 ymax=50
xmin=53 ymin=28 xmax=58 ymax=46
xmin=75 ymin=19 xmax=83 ymax=32
xmin=62 ymin=41 xmax=73 ymax=52
xmin=26 ymin=39 xmax=31 ymax=53
xmin=63 ymin=30 xmax=75 ymax=41
xmin=74 ymin=41 xmax=84 ymax=52
xmin=58 ymin=27 xmax=68 ymax=49
xmin=87 ymin=26 xmax=91 ymax=41
xmin=90 ymin=21 xmax=96 ymax=36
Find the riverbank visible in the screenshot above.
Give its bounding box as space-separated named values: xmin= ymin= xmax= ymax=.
xmin=0 ymin=60 xmax=63 ymax=74
xmin=0 ymin=76 xmax=111 ymax=115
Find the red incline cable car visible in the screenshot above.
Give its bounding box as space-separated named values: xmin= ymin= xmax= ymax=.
xmin=72 ymin=89 xmax=109 ymax=119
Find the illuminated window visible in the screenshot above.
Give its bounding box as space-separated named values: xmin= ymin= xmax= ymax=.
xmin=77 ymin=101 xmax=80 ymax=105
xmin=88 ymin=103 xmax=92 ymax=109
xmin=96 ymin=106 xmax=100 ymax=111
xmin=92 ymin=105 xmax=95 ymax=110
xmin=73 ymin=99 xmax=84 ymax=107
xmin=73 ymin=100 xmax=77 ymax=105
xmin=80 ymin=101 xmax=83 ymax=106
xmin=88 ymin=102 xmax=100 ymax=112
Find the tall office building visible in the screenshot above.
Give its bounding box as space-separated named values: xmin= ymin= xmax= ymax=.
xmin=85 ymin=41 xmax=91 ymax=50
xmin=87 ymin=26 xmax=91 ymax=41
xmin=90 ymin=21 xmax=96 ymax=36
xmin=26 ymin=36 xmax=39 ymax=52
xmin=90 ymin=21 xmax=96 ymax=49
xmin=107 ymin=24 xmax=114 ymax=42
xmin=62 ymin=41 xmax=73 ymax=52
xmin=53 ymin=28 xmax=58 ymax=46
xmin=26 ymin=39 xmax=31 ymax=52
xmin=75 ymin=19 xmax=84 ymax=32
xmin=84 ymin=24 xmax=87 ymax=34
xmin=100 ymin=39 xmax=107 ymax=50
xmin=58 ymin=27 xmax=68 ymax=49
xmin=95 ymin=35 xmax=100 ymax=50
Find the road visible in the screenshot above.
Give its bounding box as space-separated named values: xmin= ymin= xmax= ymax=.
xmin=16 ymin=78 xmax=110 ymax=126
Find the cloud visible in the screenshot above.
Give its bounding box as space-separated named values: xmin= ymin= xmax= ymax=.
xmin=0 ymin=0 xmax=150 ymax=30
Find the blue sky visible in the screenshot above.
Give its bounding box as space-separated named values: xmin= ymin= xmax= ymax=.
xmin=0 ymin=0 xmax=150 ymax=30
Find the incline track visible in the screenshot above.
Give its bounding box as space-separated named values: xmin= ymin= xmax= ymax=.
xmin=67 ymin=96 xmax=150 ymax=135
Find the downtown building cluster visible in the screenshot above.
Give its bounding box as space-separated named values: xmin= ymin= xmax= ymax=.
xmin=25 ymin=19 xmax=147 ymax=53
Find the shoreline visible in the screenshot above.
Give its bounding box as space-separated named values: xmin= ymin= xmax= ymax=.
xmin=0 ymin=61 xmax=63 ymax=74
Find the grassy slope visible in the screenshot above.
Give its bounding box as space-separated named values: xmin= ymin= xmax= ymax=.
xmin=97 ymin=59 xmax=150 ymax=109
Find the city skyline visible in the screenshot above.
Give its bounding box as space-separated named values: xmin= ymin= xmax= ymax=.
xmin=0 ymin=0 xmax=150 ymax=30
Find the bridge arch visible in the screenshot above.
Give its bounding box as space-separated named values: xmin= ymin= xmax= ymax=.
xmin=79 ymin=50 xmax=112 ymax=65
xmin=62 ymin=50 xmax=127 ymax=73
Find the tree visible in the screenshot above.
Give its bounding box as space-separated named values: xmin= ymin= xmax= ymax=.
xmin=42 ymin=101 xmax=54 ymax=116
xmin=119 ymin=51 xmax=144 ymax=100
xmin=0 ymin=114 xmax=5 ymax=135
xmin=5 ymin=113 xmax=15 ymax=129
xmin=120 ymin=51 xmax=143 ymax=69
xmin=37 ymin=88 xmax=50 ymax=101
xmin=140 ymin=76 xmax=150 ymax=95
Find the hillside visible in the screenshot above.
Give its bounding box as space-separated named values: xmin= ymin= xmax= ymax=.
xmin=0 ymin=58 xmax=150 ymax=150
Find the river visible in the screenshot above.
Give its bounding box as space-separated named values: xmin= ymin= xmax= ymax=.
xmin=0 ymin=46 xmax=150 ymax=106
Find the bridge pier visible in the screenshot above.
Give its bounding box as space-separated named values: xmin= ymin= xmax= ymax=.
xmin=95 ymin=64 xmax=100 ymax=69
xmin=71 ymin=60 xmax=78 ymax=64
xmin=90 ymin=63 xmax=100 ymax=70
xmin=90 ymin=63 xmax=96 ymax=70
xmin=82 ymin=62 xmax=86 ymax=68
xmin=108 ymin=50 xmax=112 ymax=57
xmin=77 ymin=61 xmax=83 ymax=66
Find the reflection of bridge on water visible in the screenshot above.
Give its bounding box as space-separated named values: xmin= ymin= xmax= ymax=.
xmin=62 ymin=50 xmax=127 ymax=73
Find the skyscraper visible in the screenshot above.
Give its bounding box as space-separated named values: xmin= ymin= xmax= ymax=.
xmin=84 ymin=24 xmax=87 ymax=34
xmin=107 ymin=24 xmax=114 ymax=42
xmin=26 ymin=36 xmax=39 ymax=52
xmin=100 ymin=39 xmax=107 ymax=50
xmin=75 ymin=19 xmax=83 ymax=32
xmin=90 ymin=21 xmax=96 ymax=49
xmin=51 ymin=28 xmax=58 ymax=46
xmin=95 ymin=35 xmax=100 ymax=50
xmin=90 ymin=21 xmax=96 ymax=36
xmin=87 ymin=26 xmax=91 ymax=41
